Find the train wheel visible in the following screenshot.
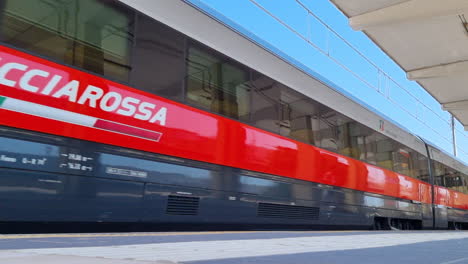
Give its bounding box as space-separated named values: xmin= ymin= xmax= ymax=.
xmin=373 ymin=217 xmax=389 ymax=230
xmin=374 ymin=220 xmax=382 ymax=230
xmin=389 ymin=219 xmax=399 ymax=230
xmin=397 ymin=220 xmax=403 ymax=230
xmin=403 ymin=221 xmax=410 ymax=230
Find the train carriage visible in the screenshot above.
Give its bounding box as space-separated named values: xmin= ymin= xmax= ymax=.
xmin=0 ymin=0 xmax=467 ymax=230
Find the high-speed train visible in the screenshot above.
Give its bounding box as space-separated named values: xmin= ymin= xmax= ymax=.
xmin=0 ymin=0 xmax=467 ymax=230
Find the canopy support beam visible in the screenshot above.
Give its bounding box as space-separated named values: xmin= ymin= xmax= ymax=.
xmin=442 ymin=100 xmax=468 ymax=111
xmin=407 ymin=60 xmax=468 ymax=80
xmin=350 ymin=0 xmax=468 ymax=31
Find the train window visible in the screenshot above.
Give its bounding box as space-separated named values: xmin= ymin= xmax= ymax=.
xmin=186 ymin=45 xmax=250 ymax=121
xmin=130 ymin=14 xmax=186 ymax=101
xmin=238 ymin=175 xmax=291 ymax=198
xmin=288 ymin=110 xmax=318 ymax=146
xmin=0 ymin=136 xmax=60 ymax=172
xmin=433 ymin=161 xmax=446 ymax=186
xmin=249 ymin=72 xmax=281 ymax=134
xmin=363 ymin=132 xmax=378 ymax=165
xmin=392 ymin=145 xmax=413 ymax=177
xmin=100 ymin=153 xmax=216 ymax=189
xmin=375 ymin=135 xmax=394 ymax=171
xmin=411 ymin=152 xmax=424 ymax=180
xmin=352 ymin=123 xmax=377 ymax=162
xmin=431 ymin=161 xmax=468 ymax=194
xmin=248 ymin=68 xmax=431 ymax=180
xmin=248 ymin=72 xmax=322 ymax=145
xmin=336 ymin=118 xmax=361 ymax=160
xmin=0 ymin=0 xmax=135 ymax=82
xmin=462 ymin=174 xmax=468 ymax=194
xmin=444 ymin=168 xmax=462 ymax=189
xmin=278 ymin=88 xmax=319 ymax=146
xmin=415 ymin=153 xmax=429 ymax=182
xmin=317 ymin=106 xmax=339 ymax=152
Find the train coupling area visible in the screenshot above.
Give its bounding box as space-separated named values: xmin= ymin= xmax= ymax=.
xmin=3 ymin=231 xmax=468 ymax=263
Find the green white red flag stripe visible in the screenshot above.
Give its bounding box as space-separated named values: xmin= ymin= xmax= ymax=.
xmin=0 ymin=95 xmax=162 ymax=142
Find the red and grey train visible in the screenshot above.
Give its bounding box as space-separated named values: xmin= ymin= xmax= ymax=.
xmin=0 ymin=0 xmax=467 ymax=230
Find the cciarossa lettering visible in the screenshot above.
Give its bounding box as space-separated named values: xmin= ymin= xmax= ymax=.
xmin=0 ymin=61 xmax=167 ymax=126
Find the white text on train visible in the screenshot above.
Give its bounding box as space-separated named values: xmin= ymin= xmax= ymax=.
xmin=0 ymin=62 xmax=167 ymax=126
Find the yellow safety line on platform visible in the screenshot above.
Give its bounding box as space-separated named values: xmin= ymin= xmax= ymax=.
xmin=0 ymin=230 xmax=356 ymax=240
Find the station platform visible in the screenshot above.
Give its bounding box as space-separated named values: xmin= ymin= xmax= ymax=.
xmin=2 ymin=230 xmax=468 ymax=263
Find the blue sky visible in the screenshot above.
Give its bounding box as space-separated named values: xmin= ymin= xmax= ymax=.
xmin=188 ymin=0 xmax=468 ymax=163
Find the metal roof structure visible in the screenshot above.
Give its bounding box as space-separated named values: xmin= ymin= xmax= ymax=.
xmin=331 ymin=0 xmax=468 ymax=130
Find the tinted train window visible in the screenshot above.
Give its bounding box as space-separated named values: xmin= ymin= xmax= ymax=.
xmin=444 ymin=168 xmax=463 ymax=190
xmin=0 ymin=136 xmax=60 ymax=172
xmin=130 ymin=14 xmax=185 ymax=101
xmin=100 ymin=153 xmax=215 ymax=189
xmin=432 ymin=160 xmax=468 ymax=194
xmin=315 ymin=109 xmax=357 ymax=156
xmin=248 ymin=70 xmax=428 ymax=181
xmin=279 ymin=89 xmax=319 ymax=146
xmin=415 ymin=153 xmax=429 ymax=182
xmin=249 ymin=72 xmax=281 ymax=134
xmin=186 ymin=45 xmax=250 ymax=121
xmin=375 ymin=135 xmax=394 ymax=171
xmin=316 ymin=106 xmax=339 ymax=152
xmin=460 ymin=174 xmax=468 ymax=194
xmin=433 ymin=161 xmax=446 ymax=186
xmin=392 ymin=145 xmax=413 ymax=177
xmin=362 ymin=132 xmax=378 ymax=165
xmin=239 ymin=175 xmax=291 ymax=198
xmin=248 ymin=72 xmax=325 ymax=146
xmin=0 ymin=0 xmax=134 ymax=82
xmin=335 ymin=116 xmax=359 ymax=159
xmin=338 ymin=120 xmax=377 ymax=161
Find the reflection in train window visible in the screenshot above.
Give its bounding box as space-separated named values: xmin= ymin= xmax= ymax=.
xmin=0 ymin=137 xmax=59 ymax=156
xmin=100 ymin=153 xmax=213 ymax=188
xmin=239 ymin=175 xmax=290 ymax=198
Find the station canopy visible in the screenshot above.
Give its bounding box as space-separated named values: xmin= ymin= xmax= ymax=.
xmin=331 ymin=0 xmax=468 ymax=130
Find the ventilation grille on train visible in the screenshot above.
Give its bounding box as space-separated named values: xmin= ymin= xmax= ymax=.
xmin=257 ymin=202 xmax=320 ymax=220
xmin=166 ymin=195 xmax=200 ymax=216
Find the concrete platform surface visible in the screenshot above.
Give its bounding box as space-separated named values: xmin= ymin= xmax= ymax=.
xmin=0 ymin=252 xmax=175 ymax=264
xmin=2 ymin=231 xmax=468 ymax=264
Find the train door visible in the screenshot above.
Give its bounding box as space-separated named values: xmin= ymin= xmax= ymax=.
xmin=420 ymin=138 xmax=437 ymax=229
xmin=419 ymin=182 xmax=433 ymax=229
xmin=433 ymin=186 xmax=449 ymax=229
